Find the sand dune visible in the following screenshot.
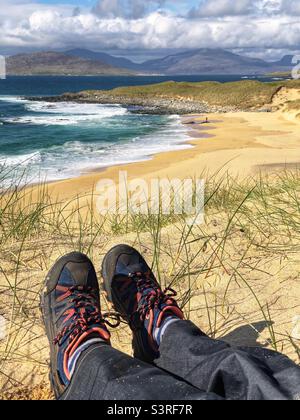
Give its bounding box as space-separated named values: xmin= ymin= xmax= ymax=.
xmin=1 ymin=87 xmax=300 ymax=399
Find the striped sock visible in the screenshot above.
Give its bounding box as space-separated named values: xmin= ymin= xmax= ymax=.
xmin=154 ymin=316 xmax=180 ymax=347
xmin=67 ymin=338 xmax=105 ymax=378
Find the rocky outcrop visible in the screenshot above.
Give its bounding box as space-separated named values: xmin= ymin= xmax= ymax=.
xmin=26 ymin=92 xmax=239 ymax=115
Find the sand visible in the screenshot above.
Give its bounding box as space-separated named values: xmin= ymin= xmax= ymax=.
xmin=1 ymin=93 xmax=300 ymax=399
xmin=40 ymin=108 xmax=300 ymax=204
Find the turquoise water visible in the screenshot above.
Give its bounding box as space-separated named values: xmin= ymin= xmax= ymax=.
xmin=0 ymin=75 xmax=275 ymax=185
xmin=0 ymin=96 xmax=190 ymax=183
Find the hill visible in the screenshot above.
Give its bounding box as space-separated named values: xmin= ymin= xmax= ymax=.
xmin=6 ymin=52 xmax=136 ymax=76
xmin=65 ymin=49 xmax=141 ymax=71
xmin=8 ymin=49 xmax=294 ymax=76
xmin=67 ymin=48 xmax=294 ymax=75
xmin=27 ymin=79 xmax=300 ymax=114
xmin=141 ymin=48 xmax=272 ymax=75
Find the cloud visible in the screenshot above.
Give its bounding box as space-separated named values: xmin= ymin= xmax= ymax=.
xmin=254 ymin=0 xmax=282 ymax=15
xmin=0 ymin=0 xmax=300 ymax=57
xmin=92 ymin=0 xmax=168 ymax=19
xmin=281 ymin=0 xmax=300 ymax=15
xmin=189 ymin=0 xmax=253 ymax=18
xmin=188 ymin=0 xmax=300 ymax=18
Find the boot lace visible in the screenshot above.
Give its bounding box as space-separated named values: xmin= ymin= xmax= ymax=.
xmin=128 ymin=272 xmax=178 ymax=323
xmin=54 ymin=286 xmax=121 ymax=345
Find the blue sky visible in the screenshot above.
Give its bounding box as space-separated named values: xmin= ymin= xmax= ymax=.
xmin=0 ymin=0 xmax=299 ymax=59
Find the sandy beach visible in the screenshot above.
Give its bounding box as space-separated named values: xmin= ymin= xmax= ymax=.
xmin=40 ymin=108 xmax=300 ymax=203
xmin=1 ymin=95 xmax=300 ymax=400
xmin=3 ymin=0 xmax=300 ymax=399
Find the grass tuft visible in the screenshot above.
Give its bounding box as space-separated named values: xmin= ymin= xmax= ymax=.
xmin=1 ymin=166 xmax=300 ymax=399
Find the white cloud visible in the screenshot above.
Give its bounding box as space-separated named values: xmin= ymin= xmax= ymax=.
xmin=189 ymin=0 xmax=300 ymax=18
xmin=190 ymin=0 xmax=253 ymax=18
xmin=0 ymin=0 xmax=72 ymax=22
xmin=255 ymin=0 xmax=282 ymax=15
xmin=255 ymin=0 xmax=300 ymax=16
xmin=0 ymin=0 xmax=300 ymax=56
xmin=281 ymin=0 xmax=300 ymax=15
xmin=93 ymin=0 xmax=127 ymax=18
xmin=92 ymin=0 xmax=168 ymax=19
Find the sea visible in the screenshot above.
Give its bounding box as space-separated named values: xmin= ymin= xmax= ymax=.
xmin=0 ymin=75 xmax=280 ymax=185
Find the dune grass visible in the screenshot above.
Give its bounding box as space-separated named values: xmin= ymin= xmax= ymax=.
xmin=77 ymin=79 xmax=300 ymax=110
xmin=95 ymin=80 xmax=281 ymax=108
xmin=0 ymin=166 xmax=300 ymax=399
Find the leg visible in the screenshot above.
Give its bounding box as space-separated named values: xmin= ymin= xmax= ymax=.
xmin=155 ymin=319 xmax=300 ymax=401
xmin=102 ymin=245 xmax=300 ymax=401
xmin=61 ymin=341 xmax=221 ymax=400
xmin=41 ymin=252 xmax=220 ymax=400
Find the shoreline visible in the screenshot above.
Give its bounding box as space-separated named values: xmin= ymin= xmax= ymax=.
xmin=24 ymin=116 xmax=202 ymax=195
xmin=0 ymin=110 xmax=193 ymax=187
xmin=26 ymin=78 xmax=300 ymax=115
xmin=2 ymin=81 xmax=300 ymax=400
xmin=29 ymin=108 xmax=300 ymax=203
xmin=80 ymin=117 xmax=215 ymax=176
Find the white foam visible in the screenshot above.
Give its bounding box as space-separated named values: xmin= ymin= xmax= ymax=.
xmin=0 ymin=105 xmax=194 ymax=185
xmin=0 ymin=152 xmax=41 ymax=166
xmin=4 ymin=102 xmax=127 ymax=126
xmin=0 ymin=96 xmax=28 ymax=104
xmin=5 ymin=116 xmax=88 ymax=126
xmin=26 ymin=101 xmax=126 ymax=115
xmin=3 ymin=113 xmax=126 ymax=126
xmin=44 ymin=117 xmax=191 ymax=175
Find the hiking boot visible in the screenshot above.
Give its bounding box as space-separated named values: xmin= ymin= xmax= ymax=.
xmin=41 ymin=252 xmax=114 ymax=398
xmin=102 ymin=245 xmax=184 ymax=363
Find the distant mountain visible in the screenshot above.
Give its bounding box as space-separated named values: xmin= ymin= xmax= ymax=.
xmin=65 ymin=49 xmax=141 ymax=71
xmin=139 ymin=49 xmax=285 ymax=75
xmin=6 ymin=52 xmax=136 ymax=76
xmin=65 ymin=48 xmax=293 ymax=75
xmin=272 ymin=55 xmax=294 ymax=67
xmin=7 ymin=49 xmax=295 ymax=76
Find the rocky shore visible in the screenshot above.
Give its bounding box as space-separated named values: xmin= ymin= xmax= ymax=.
xmin=25 ymin=92 xmax=239 ymax=115
xmin=26 ymin=79 xmax=296 ymax=114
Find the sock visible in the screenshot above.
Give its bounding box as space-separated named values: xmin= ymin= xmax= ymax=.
xmin=154 ymin=316 xmax=180 ymax=347
xmin=67 ymin=338 xmax=105 ymax=378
